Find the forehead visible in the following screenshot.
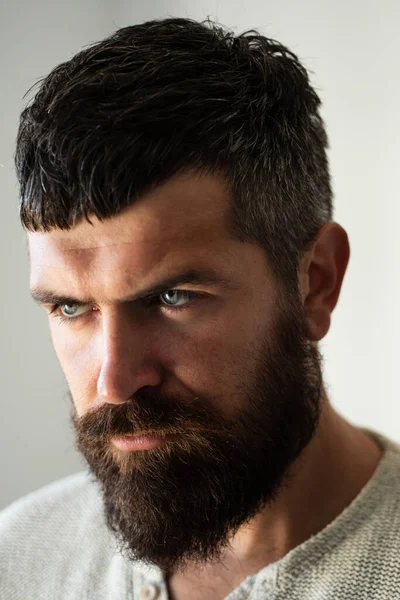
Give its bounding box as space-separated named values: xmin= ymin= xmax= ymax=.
xmin=28 ymin=171 xmax=240 ymax=296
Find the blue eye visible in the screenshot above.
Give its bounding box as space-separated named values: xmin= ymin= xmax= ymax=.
xmin=51 ymin=304 xmax=91 ymax=319
xmin=143 ymin=290 xmax=202 ymax=313
xmin=49 ymin=290 xmax=202 ymax=323
xmin=61 ymin=304 xmax=89 ymax=317
xmin=160 ymin=290 xmax=194 ymax=307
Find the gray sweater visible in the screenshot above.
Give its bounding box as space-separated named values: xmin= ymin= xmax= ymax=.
xmin=1 ymin=431 xmax=400 ymax=599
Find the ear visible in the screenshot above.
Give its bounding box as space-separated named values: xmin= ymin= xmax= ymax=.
xmin=299 ymin=223 xmax=350 ymax=341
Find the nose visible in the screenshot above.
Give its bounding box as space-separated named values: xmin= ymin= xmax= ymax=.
xmin=96 ymin=313 xmax=162 ymax=405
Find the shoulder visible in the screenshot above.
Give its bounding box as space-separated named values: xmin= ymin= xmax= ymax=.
xmin=0 ymin=470 xmax=103 ymax=534
xmin=315 ymin=432 xmax=400 ymax=594
xmin=0 ymin=472 xmax=119 ymax=600
xmin=367 ymin=431 xmax=400 ymax=508
xmin=362 ymin=432 xmax=400 ymax=542
xmin=255 ymin=433 xmax=400 ymax=599
xmin=333 ymin=431 xmax=400 ymax=548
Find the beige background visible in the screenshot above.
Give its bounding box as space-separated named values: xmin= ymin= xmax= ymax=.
xmin=1 ymin=0 xmax=399 ymax=510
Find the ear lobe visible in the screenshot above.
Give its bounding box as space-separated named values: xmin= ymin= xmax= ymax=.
xmin=301 ymin=223 xmax=350 ymax=342
xmin=306 ymin=307 xmax=331 ymax=342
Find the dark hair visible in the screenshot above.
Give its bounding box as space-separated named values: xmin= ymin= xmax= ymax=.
xmin=15 ymin=17 xmax=332 ymax=282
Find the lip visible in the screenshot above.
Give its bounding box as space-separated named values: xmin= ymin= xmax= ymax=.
xmin=110 ymin=433 xmax=168 ymax=451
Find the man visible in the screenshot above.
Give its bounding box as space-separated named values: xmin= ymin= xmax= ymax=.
xmin=1 ymin=16 xmax=399 ymax=600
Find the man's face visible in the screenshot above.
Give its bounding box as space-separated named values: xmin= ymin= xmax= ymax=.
xmin=28 ymin=170 xmax=322 ymax=570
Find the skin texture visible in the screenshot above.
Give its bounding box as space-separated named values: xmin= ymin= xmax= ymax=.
xmin=28 ymin=170 xmax=382 ymax=600
xmin=29 ymin=171 xmax=283 ymax=420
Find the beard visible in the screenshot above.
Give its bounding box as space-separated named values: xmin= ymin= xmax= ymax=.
xmin=72 ymin=296 xmax=322 ymax=572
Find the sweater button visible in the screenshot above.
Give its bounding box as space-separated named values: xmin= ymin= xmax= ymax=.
xmin=139 ymin=583 xmax=160 ymax=600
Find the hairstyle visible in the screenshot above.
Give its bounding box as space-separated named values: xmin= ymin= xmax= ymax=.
xmin=15 ymin=17 xmax=332 ymax=282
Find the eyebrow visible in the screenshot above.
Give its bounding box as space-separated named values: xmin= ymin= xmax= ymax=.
xmin=30 ymin=267 xmax=238 ymax=307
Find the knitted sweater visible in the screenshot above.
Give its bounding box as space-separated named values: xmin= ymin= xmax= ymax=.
xmin=1 ymin=431 xmax=400 ymax=599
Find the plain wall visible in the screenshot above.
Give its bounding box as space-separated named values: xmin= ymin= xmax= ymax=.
xmin=1 ymin=0 xmax=399 ymax=510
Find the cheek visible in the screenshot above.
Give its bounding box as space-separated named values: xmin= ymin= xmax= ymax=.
xmin=50 ymin=323 xmax=99 ymax=414
xmin=48 ymin=296 xmax=272 ymax=419
xmin=161 ymin=316 xmax=262 ymax=416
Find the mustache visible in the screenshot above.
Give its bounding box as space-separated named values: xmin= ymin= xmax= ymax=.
xmin=72 ymin=388 xmax=223 ymax=439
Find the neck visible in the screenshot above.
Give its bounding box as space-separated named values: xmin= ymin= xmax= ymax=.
xmin=167 ymin=400 xmax=383 ymax=600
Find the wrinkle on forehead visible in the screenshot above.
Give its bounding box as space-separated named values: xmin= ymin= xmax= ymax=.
xmin=28 ymin=170 xmax=233 ymax=299
xmin=30 ymin=170 xmax=229 ymax=253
